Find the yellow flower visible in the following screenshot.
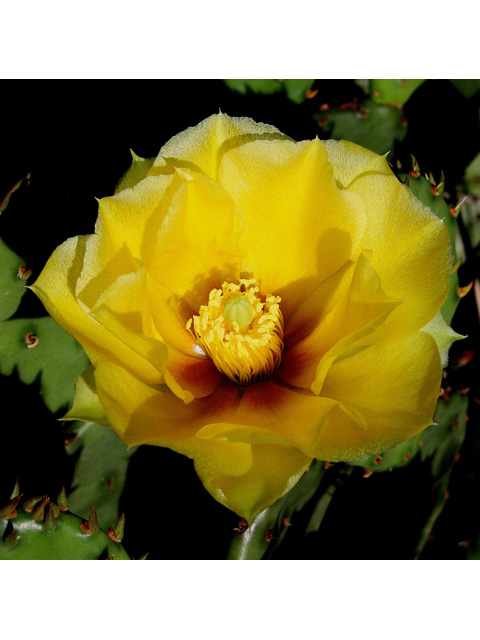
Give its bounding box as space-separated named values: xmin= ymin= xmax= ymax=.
xmin=32 ymin=113 xmax=457 ymax=523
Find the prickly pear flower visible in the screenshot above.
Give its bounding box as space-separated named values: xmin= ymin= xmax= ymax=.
xmin=32 ymin=114 xmax=458 ymax=523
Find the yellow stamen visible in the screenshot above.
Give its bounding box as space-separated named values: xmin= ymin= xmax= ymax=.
xmin=187 ymin=279 xmax=284 ymax=386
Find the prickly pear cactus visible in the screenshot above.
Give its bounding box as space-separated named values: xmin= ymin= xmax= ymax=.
xmin=0 ymin=485 xmax=130 ymax=560
xmin=2 ymin=79 xmax=480 ymax=560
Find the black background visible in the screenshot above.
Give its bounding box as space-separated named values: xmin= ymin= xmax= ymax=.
xmin=1 ymin=80 xmax=479 ymax=559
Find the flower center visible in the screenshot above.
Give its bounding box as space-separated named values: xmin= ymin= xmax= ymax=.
xmin=186 ymin=279 xmax=284 ymax=386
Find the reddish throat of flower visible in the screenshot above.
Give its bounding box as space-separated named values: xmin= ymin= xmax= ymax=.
xmin=186 ymin=279 xmax=284 ymax=386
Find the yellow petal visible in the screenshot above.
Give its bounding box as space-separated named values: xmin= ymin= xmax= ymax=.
xmin=145 ymin=274 xmax=207 ymax=357
xmin=146 ymin=277 xmax=224 ymax=398
xmin=150 ymin=112 xmax=289 ymax=181
xmin=326 ymin=144 xmax=452 ymax=337
xmin=280 ymin=253 xmax=403 ymax=391
xmin=323 ymin=139 xmax=393 ymax=188
xmin=91 ymin=305 xmax=192 ymax=403
xmin=90 ymin=267 xmax=157 ymax=337
xmin=75 ymin=233 xmax=139 ymax=312
xmin=283 ymin=260 xmax=355 ymax=348
xmin=76 ymin=174 xmax=178 ymax=313
xmin=166 ymin=345 xmax=223 ymax=399
xmin=95 ymin=174 xmax=176 ymax=262
xmin=317 ymin=331 xmax=442 ymax=461
xmin=420 ymin=311 xmax=464 ymax=368
xmin=63 ymin=365 xmax=110 ymax=426
xmin=115 ymin=152 xmax=155 ymax=194
xmin=196 ymin=380 xmax=360 ymax=461
xmin=77 ymin=173 xmax=196 ymax=325
xmin=218 ymin=137 xmax=366 ymax=317
xmin=147 ymin=170 xmax=243 ymax=312
xmin=94 ymin=362 xmax=253 ymax=476
xmin=89 ymin=267 xmax=222 ymax=399
xmin=31 ymin=236 xmax=168 ymax=387
xmin=195 ymin=444 xmax=311 ymax=523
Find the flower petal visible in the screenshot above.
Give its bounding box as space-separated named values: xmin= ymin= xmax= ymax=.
xmin=89 ymin=267 xmax=222 ymax=399
xmin=353 ymin=175 xmax=451 ymax=336
xmin=195 ymin=380 xmax=363 ymax=461
xmin=75 ymin=234 xmax=140 ymax=312
xmin=91 ymin=305 xmax=192 ymax=402
xmin=282 ymin=260 xmax=355 ymax=349
xmin=94 ymin=362 xmax=253 ymax=476
xmin=194 ymin=444 xmax=311 ymax=523
xmin=420 ymin=311 xmax=464 ymax=368
xmin=146 ymin=170 xmax=243 ymax=312
xmin=63 ymin=365 xmax=110 ymax=426
xmin=323 ymin=139 xmax=393 ymax=188
xmin=94 ymin=174 xmax=176 ymax=263
xmin=31 ymin=236 xmax=161 ymax=383
xmin=150 ymin=112 xmax=289 ymax=181
xmin=145 ymin=275 xmax=223 ymax=398
xmin=218 ymin=137 xmax=366 ymax=316
xmin=325 ymin=142 xmax=452 ymax=337
xmin=90 ymin=267 xmax=157 ymax=337
xmin=280 ymin=253 xmax=403 ymax=391
xmin=317 ymin=331 xmax=442 ymax=461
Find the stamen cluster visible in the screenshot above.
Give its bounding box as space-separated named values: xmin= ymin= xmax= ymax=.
xmin=187 ymin=279 xmax=284 ymax=386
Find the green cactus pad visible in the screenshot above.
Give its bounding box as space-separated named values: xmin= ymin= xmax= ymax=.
xmin=316 ymin=99 xmax=407 ymax=155
xmin=224 ymin=79 xmax=315 ymax=104
xmin=0 ymin=508 xmax=130 ymax=560
xmin=0 ymin=237 xmax=89 ymax=413
xmin=371 ymin=79 xmax=425 ymax=106
xmin=347 ymin=431 xmax=424 ymax=473
xmin=65 ymin=421 xmax=137 ymax=530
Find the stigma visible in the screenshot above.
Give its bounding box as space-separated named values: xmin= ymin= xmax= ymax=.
xmin=186 ymin=279 xmax=284 ymax=386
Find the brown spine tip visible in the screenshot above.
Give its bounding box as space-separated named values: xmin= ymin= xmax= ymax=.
xmin=0 ymin=177 xmax=25 ymax=213
xmin=408 ymin=154 xmax=420 ymax=177
xmin=108 ymin=513 xmax=125 ymax=543
xmin=10 ymin=479 xmax=20 ymax=500
xmin=56 ymin=486 xmax=68 ymax=511
xmin=0 ymin=494 xmax=23 ymax=519
xmin=457 ymin=282 xmax=473 ymax=298
xmin=44 ymin=504 xmax=57 ymax=532
xmin=89 ymin=507 xmax=100 ymax=534
xmin=32 ymin=497 xmax=50 ymax=521
xmin=24 ymin=495 xmax=44 ymax=513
